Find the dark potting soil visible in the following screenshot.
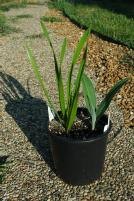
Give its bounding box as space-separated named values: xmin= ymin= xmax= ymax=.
xmin=49 ymin=108 xmax=109 ymax=140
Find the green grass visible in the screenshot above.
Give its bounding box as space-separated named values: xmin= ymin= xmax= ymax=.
xmin=25 ymin=33 xmax=43 ymax=38
xmin=0 ymin=13 xmax=6 ymax=32
xmin=0 ymin=0 xmax=12 ymax=3
xmin=11 ymin=14 xmax=33 ymax=22
xmin=51 ymin=0 xmax=134 ymax=49
xmin=0 ymin=1 xmax=27 ymax=34
xmin=15 ymin=14 xmax=33 ymax=18
xmin=0 ymin=13 xmax=15 ymax=34
xmin=40 ymin=16 xmax=62 ymax=23
xmin=0 ymin=1 xmax=27 ymax=12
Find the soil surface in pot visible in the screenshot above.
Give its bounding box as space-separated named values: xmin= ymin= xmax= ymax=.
xmin=49 ymin=108 xmax=109 ymax=140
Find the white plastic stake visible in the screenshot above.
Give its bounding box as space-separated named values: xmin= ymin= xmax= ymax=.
xmin=48 ymin=106 xmax=55 ymax=122
xmin=104 ymin=112 xmax=110 ymax=132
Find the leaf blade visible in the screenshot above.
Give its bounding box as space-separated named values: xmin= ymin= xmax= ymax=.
xmin=66 ymin=28 xmax=90 ymax=105
xmin=40 ymin=20 xmax=66 ymax=116
xmin=82 ymin=73 xmax=96 ymax=130
xmin=66 ymin=93 xmax=78 ymax=132
xmin=27 ymin=46 xmax=63 ymax=123
xmin=96 ymin=78 xmax=129 ymax=121
xmin=66 ymin=45 xmax=88 ymax=131
xmin=59 ymin=38 xmax=67 ymax=67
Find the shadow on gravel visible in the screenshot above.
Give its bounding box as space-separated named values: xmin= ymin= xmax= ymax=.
xmin=0 ymin=72 xmax=55 ymax=172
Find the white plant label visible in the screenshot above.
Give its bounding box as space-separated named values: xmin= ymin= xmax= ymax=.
xmin=48 ymin=106 xmax=55 ymax=122
xmin=104 ymin=113 xmax=110 ymax=132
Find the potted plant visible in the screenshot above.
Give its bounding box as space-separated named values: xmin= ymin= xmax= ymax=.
xmin=27 ymin=21 xmax=129 ymax=185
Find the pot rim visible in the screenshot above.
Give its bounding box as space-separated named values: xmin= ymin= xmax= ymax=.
xmin=49 ymin=107 xmax=112 ymax=143
xmin=49 ymin=125 xmax=111 ymax=143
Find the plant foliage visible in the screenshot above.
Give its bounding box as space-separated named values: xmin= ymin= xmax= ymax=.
xmin=27 ymin=21 xmax=90 ymax=133
xmin=82 ymin=74 xmax=129 ymax=130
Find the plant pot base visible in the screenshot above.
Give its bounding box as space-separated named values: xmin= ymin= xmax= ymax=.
xmin=49 ymin=108 xmax=111 ymax=186
xmin=56 ymin=171 xmax=102 ymax=186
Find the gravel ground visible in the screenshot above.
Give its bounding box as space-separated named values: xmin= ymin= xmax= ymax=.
xmin=0 ymin=2 xmax=134 ymax=201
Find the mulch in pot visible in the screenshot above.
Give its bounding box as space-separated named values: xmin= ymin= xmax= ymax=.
xmin=49 ymin=108 xmax=109 ymax=140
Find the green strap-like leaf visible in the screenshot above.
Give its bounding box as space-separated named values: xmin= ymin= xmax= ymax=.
xmin=66 ymin=93 xmax=78 ymax=133
xmin=40 ymin=20 xmax=52 ymax=46
xmin=59 ymin=38 xmax=67 ymax=67
xmin=82 ymin=74 xmax=96 ymax=108
xmin=82 ymin=73 xmax=96 ymax=130
xmin=66 ymin=45 xmax=88 ymax=131
xmin=40 ymin=21 xmax=66 ymax=116
xmin=96 ymin=78 xmax=129 ymax=121
xmin=27 ymin=46 xmax=62 ymax=123
xmin=58 ymin=38 xmax=67 ymax=113
xmin=73 ymin=45 xmax=88 ymax=98
xmin=66 ymin=28 xmax=90 ymax=105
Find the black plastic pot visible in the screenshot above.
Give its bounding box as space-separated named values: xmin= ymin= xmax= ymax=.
xmin=49 ymin=108 xmax=111 ymax=185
